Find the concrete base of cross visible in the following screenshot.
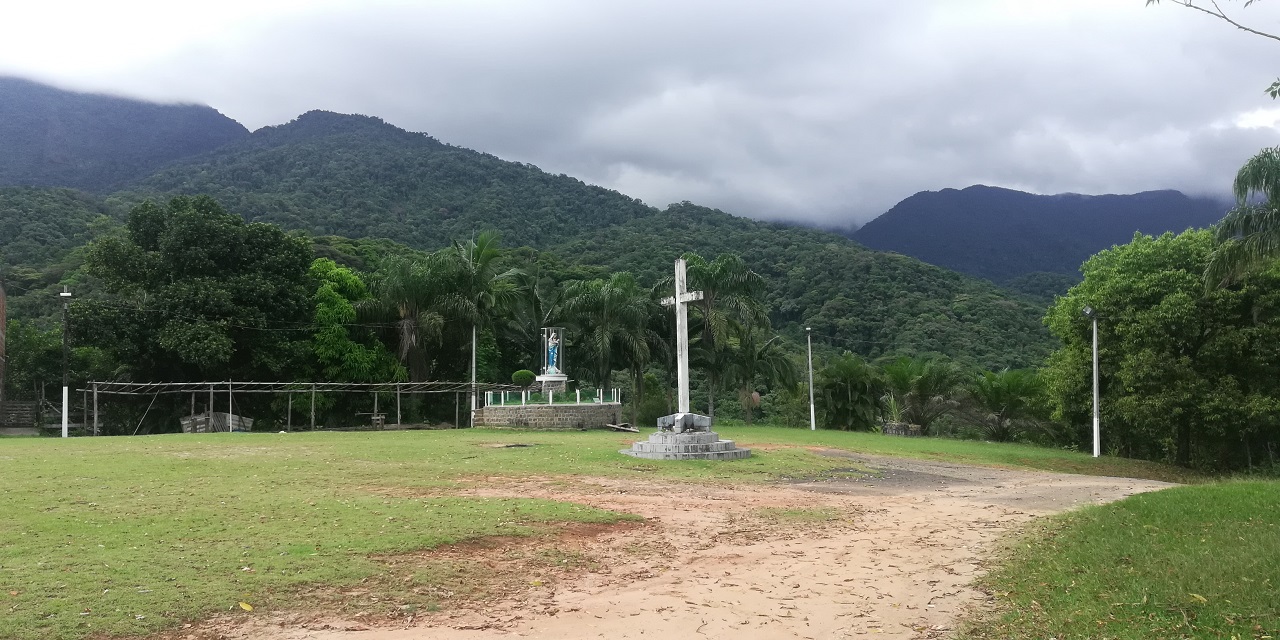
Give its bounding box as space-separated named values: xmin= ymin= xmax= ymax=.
xmin=621 ymin=412 xmax=752 ymax=460
xmin=619 ymin=429 xmax=751 ymax=460
xmin=656 ymin=412 xmax=712 ymax=433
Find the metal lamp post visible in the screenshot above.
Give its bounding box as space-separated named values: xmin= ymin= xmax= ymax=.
xmin=806 ymin=327 xmax=816 ymax=431
xmin=60 ymin=286 xmax=72 ymax=438
xmin=1082 ymin=306 xmax=1100 ymax=458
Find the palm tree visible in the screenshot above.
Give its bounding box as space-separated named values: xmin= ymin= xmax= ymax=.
xmin=962 ymin=368 xmax=1047 ymax=442
xmin=725 ymin=322 xmax=798 ymax=426
xmin=447 ymin=231 xmax=519 ymax=408
xmin=357 ymin=256 xmax=451 ymax=381
xmin=561 ymin=272 xmax=654 ymax=392
xmin=816 ymin=352 xmax=882 ymax=431
xmin=1206 ymin=146 xmax=1280 ymax=287
xmin=879 ymin=356 xmax=965 ymax=435
xmin=504 ymin=261 xmax=563 ymax=370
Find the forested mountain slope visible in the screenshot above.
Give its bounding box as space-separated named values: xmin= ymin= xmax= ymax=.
xmin=5 ymin=110 xmax=1055 ymax=368
xmin=0 ymin=77 xmax=249 ymax=192
xmin=122 ymin=110 xmax=656 ymax=250
xmin=554 ymin=202 xmax=1053 ymax=368
xmin=851 ymin=185 xmax=1227 ymax=283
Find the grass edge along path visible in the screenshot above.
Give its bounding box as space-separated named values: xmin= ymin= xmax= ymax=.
xmin=961 ymin=480 xmax=1280 ymax=640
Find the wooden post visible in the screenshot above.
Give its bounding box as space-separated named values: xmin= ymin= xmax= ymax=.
xmin=92 ymin=383 xmax=99 ymax=437
xmin=454 ymin=392 xmax=460 ymax=429
xmin=83 ymin=389 xmax=88 ymax=434
xmin=227 ymin=380 xmax=233 ymax=432
xmin=396 ymin=383 xmax=401 ymax=426
xmin=310 ymin=384 xmax=316 ymax=431
xmin=190 ymin=392 xmax=195 ymax=416
xmin=286 ymin=392 xmax=292 ymax=431
xmin=373 ymin=391 xmax=380 ymax=430
xmin=208 ymin=384 xmax=214 ymax=419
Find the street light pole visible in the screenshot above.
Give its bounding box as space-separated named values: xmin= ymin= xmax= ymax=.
xmin=60 ymin=286 xmax=72 ymax=438
xmin=806 ymin=327 xmax=816 ymax=431
xmin=1083 ymin=306 xmax=1100 ymax=458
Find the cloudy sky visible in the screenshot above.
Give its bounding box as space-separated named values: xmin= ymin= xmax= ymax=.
xmin=2 ymin=0 xmax=1279 ymax=226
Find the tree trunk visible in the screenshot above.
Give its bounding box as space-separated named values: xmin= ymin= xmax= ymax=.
xmin=707 ymin=379 xmax=716 ymax=419
xmin=1176 ymin=420 xmax=1192 ymax=467
xmin=632 ymin=366 xmax=644 ymax=427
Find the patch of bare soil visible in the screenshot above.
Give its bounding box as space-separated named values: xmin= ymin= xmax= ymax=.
xmin=162 ymin=453 xmax=1172 ymax=640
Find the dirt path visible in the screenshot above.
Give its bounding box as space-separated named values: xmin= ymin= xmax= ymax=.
xmin=180 ymin=452 xmax=1172 ymax=640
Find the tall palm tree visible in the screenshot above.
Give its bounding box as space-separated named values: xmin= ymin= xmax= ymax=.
xmin=879 ymin=356 xmax=965 ymax=435
xmin=561 ymin=272 xmax=654 ymax=392
xmin=447 ymin=231 xmax=519 ymax=409
xmin=357 ymin=256 xmax=451 ymax=381
xmin=1206 ymin=146 xmax=1280 ymax=287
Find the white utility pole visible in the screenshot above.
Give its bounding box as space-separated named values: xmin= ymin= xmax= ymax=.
xmin=471 ymin=324 xmax=477 ymax=427
xmin=806 ymin=327 xmax=816 ymax=431
xmin=60 ymin=287 xmax=72 ymax=438
xmin=1091 ymin=314 xmax=1100 ymax=458
xmin=1083 ymin=306 xmax=1101 ymax=458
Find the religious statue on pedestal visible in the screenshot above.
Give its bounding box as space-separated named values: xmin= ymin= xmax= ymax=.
xmin=546 ymin=331 xmax=560 ymax=375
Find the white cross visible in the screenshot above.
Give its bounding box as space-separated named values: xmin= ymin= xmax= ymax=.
xmin=660 ymin=258 xmax=704 ymax=414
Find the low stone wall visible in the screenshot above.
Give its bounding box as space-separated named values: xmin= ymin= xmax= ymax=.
xmin=474 ymin=403 xmax=622 ymax=430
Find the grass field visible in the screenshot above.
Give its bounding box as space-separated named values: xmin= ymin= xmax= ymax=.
xmin=964 ymin=481 xmax=1280 ymax=639
xmin=0 ymin=426 xmax=1190 ymax=639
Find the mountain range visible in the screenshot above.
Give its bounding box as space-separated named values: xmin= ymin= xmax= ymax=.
xmin=0 ymin=77 xmax=248 ymax=192
xmin=0 ymin=77 xmax=1232 ymax=370
xmin=849 ymin=185 xmax=1228 ymax=284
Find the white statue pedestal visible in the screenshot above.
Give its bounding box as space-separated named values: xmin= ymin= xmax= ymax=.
xmin=535 ymin=373 xmax=567 ymax=393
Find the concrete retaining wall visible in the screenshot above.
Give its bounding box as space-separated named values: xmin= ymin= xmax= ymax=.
xmin=474 ymin=403 xmax=622 ymax=430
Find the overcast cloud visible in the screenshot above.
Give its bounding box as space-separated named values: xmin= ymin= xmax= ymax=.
xmin=2 ymin=0 xmax=1279 ymax=225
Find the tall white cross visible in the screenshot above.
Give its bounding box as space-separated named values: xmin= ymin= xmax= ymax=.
xmin=660 ymin=258 xmax=704 ymax=414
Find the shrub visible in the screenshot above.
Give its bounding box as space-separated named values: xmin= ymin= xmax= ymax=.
xmin=511 ymin=370 xmax=536 ymax=388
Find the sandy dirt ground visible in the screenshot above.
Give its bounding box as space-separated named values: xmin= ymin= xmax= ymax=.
xmin=168 ymin=450 xmax=1172 ymax=640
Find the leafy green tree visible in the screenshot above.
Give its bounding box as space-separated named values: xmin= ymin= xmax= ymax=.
xmin=562 ymin=272 xmax=653 ymax=392
xmin=1044 ymin=230 xmax=1280 ymax=469
xmin=880 ymin=356 xmax=965 ymax=434
xmin=1206 ymin=146 xmax=1280 ymax=286
xmin=2 ymin=319 xmax=61 ymax=400
xmin=816 ymin=352 xmax=881 ymax=431
xmin=78 ymin=196 xmax=313 ymax=381
xmin=310 ymin=258 xmax=404 ymax=382
xmin=961 ymin=368 xmax=1047 ymax=442
xmin=759 ymin=381 xmax=810 ymax=428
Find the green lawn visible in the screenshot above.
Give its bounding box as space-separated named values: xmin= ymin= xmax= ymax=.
xmin=0 ymin=426 xmax=1187 ymax=639
xmin=964 ymin=481 xmax=1280 ymax=639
